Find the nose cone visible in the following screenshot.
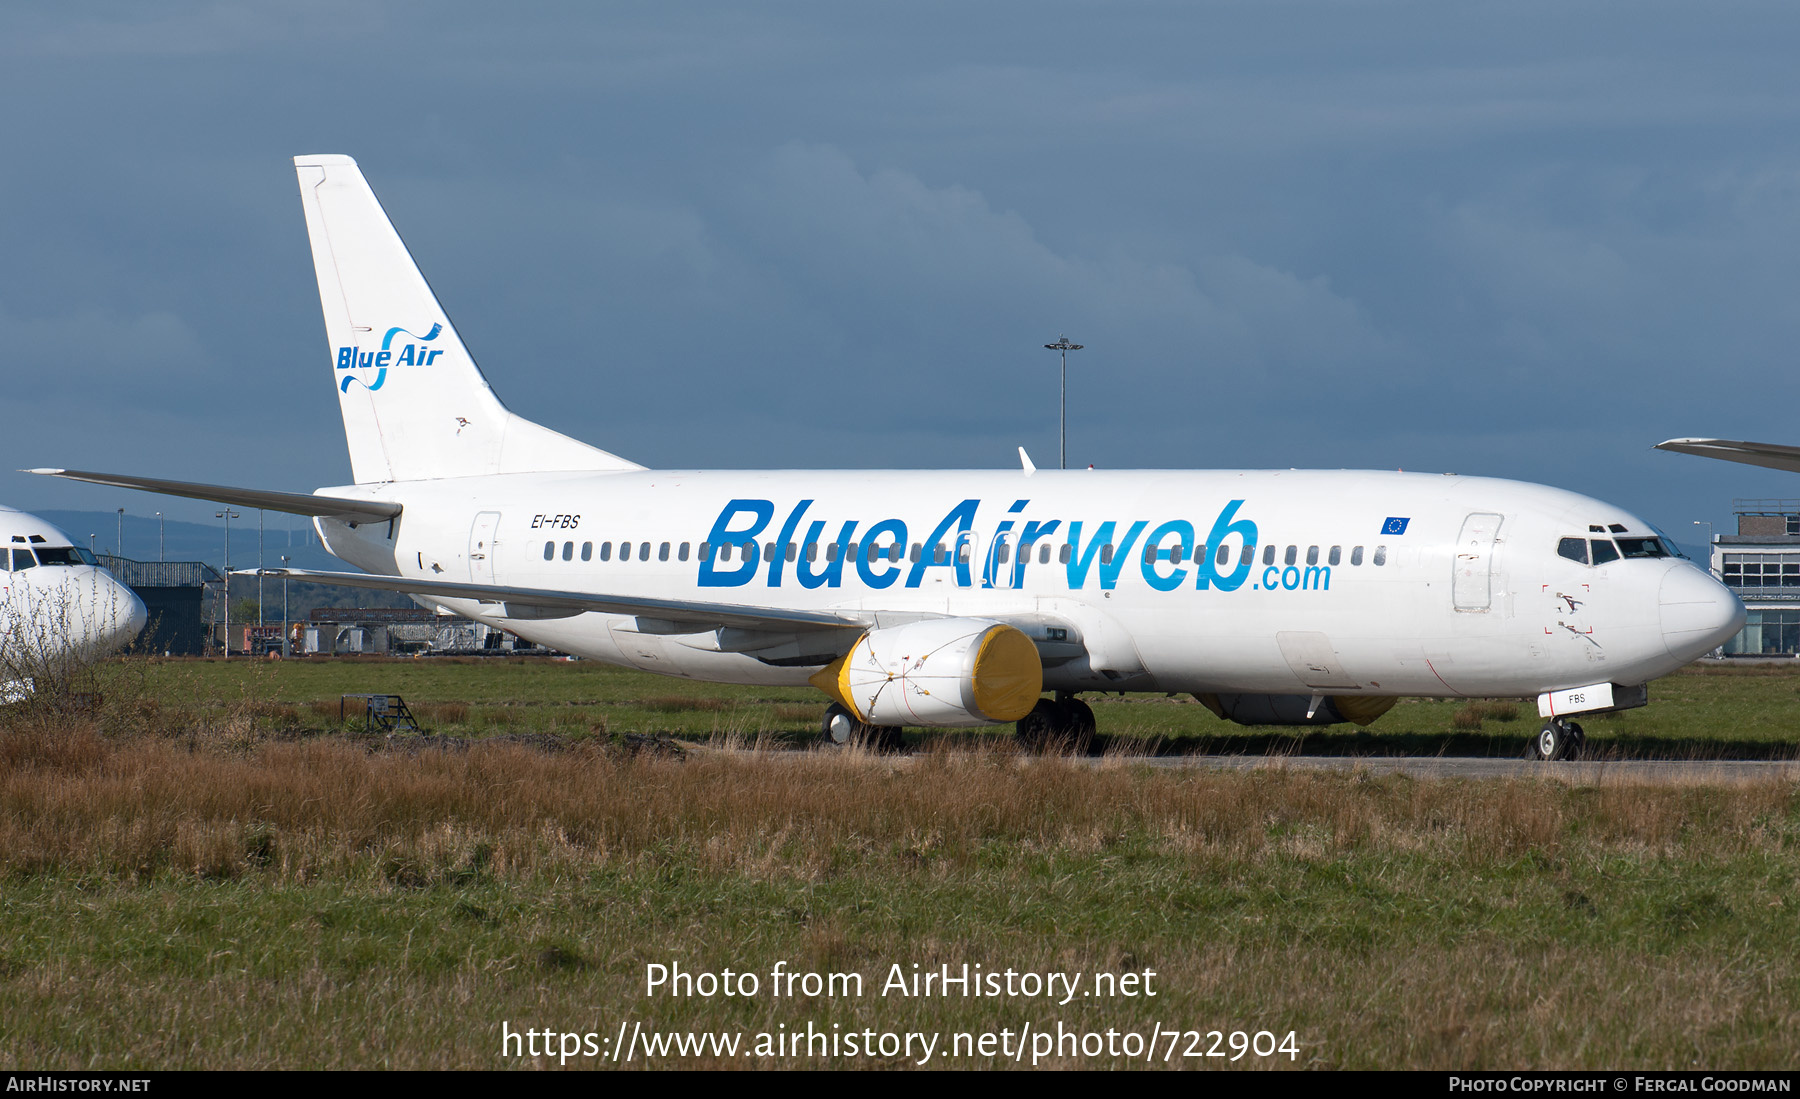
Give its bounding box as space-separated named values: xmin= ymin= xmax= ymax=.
xmin=108 ymin=581 xmax=148 ymax=652
xmin=1660 ymin=564 xmax=1745 ymax=662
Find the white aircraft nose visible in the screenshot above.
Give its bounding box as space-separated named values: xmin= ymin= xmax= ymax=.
xmin=110 ymin=581 xmax=148 ymax=651
xmin=1659 ymin=563 xmax=1745 ymax=662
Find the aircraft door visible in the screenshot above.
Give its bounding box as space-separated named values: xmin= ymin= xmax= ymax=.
xmin=1452 ymin=512 xmax=1503 ymax=612
xmin=956 ymin=530 xmax=980 ymax=585
xmin=469 ymin=511 xmax=501 ymax=584
xmin=985 ymin=531 xmax=1017 ymax=589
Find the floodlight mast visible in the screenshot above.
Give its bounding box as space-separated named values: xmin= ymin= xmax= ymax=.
xmin=1043 ymin=336 xmax=1084 ymax=470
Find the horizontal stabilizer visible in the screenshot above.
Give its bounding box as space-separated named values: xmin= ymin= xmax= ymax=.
xmin=25 ymin=469 xmax=402 ymax=524
xmin=243 ymin=568 xmax=868 ymax=633
xmin=1654 ymin=438 xmax=1800 ymax=475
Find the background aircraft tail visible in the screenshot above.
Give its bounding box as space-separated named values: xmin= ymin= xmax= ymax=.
xmin=293 ymin=155 xmax=641 ymax=484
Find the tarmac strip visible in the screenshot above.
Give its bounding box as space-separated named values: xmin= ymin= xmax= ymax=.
xmin=1095 ymin=754 xmax=1800 ymax=783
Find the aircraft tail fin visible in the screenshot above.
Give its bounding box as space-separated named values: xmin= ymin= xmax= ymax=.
xmin=292 ymin=155 xmax=642 ymax=484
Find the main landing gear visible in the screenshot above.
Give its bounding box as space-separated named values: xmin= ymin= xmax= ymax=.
xmin=1015 ymin=694 xmax=1098 ymax=754
xmin=819 ymin=703 xmax=904 ymax=752
xmin=1532 ymin=717 xmax=1586 ymax=762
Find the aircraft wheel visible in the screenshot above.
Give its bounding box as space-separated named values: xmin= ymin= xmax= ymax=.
xmin=1015 ymin=698 xmax=1067 ymax=752
xmin=1533 ymin=720 xmax=1564 ymax=762
xmin=820 ymin=704 xmax=903 ymax=752
xmin=1533 ymin=719 xmax=1584 ymax=761
xmin=821 ymin=703 xmax=870 ymax=747
xmin=1062 ymin=697 xmax=1097 ymax=739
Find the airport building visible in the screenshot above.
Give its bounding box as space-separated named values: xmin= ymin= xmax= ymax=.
xmin=1710 ymin=499 xmax=1800 ymax=656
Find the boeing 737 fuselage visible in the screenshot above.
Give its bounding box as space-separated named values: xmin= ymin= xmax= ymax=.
xmin=33 ymin=155 xmax=1745 ymax=760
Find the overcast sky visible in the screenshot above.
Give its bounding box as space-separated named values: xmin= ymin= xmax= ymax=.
xmin=4 ymin=1 xmax=1800 ymax=543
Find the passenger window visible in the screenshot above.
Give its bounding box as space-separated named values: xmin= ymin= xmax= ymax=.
xmin=1194 ymin=544 xmax=1207 ymax=564
xmin=935 ymin=543 xmax=949 ymax=565
xmin=741 ymin=542 xmax=759 ymax=564
xmin=562 ymin=541 xmax=574 ymax=561
xmin=805 ymin=543 xmax=818 ymax=562
xmin=1263 ymin=545 xmax=1275 ymax=566
xmin=543 ymin=541 xmax=554 ymax=561
xmin=678 ymin=543 xmax=690 ymax=562
xmin=1141 ymin=544 xmax=1155 ymax=565
xmin=719 ymin=544 xmax=730 ymax=562
xmin=1590 ymin=540 xmax=1620 ymax=566
xmin=1306 ymin=546 xmax=1319 ymax=566
xmin=581 ymin=542 xmax=592 ymax=562
xmin=640 ymin=542 xmax=652 ymax=560
xmin=1373 ymin=546 xmax=1387 ymax=566
xmin=695 ymin=542 xmax=707 ymax=561
xmin=1101 ymin=544 xmax=1115 ymax=566
xmin=911 ymin=543 xmax=922 ymax=563
xmin=766 ymin=542 xmax=777 ymax=562
xmin=827 ymin=543 xmax=839 ymax=562
xmin=1350 ymin=546 xmax=1363 ymax=566
xmin=1002 ymin=543 xmax=1015 ymax=565
xmin=845 ymin=542 xmax=858 ymax=564
xmin=786 ymin=543 xmax=797 ymax=562
xmin=659 ymin=542 xmax=670 ymax=562
xmin=1039 ymin=543 xmax=1051 ymax=565
xmin=602 ymin=542 xmax=614 ymax=561
xmin=1284 ymin=545 xmax=1297 ymax=566
xmin=1216 ymin=544 xmax=1229 ymax=566
xmin=1240 ymin=544 xmax=1254 ymax=566
xmin=1059 ymin=544 xmax=1072 ymax=564
xmin=957 ymin=542 xmax=971 ymax=565
xmin=1328 ymin=546 xmax=1341 ymax=566
xmin=1557 ymin=537 xmax=1588 ymax=564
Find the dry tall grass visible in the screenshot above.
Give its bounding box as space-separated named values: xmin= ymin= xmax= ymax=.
xmin=0 ymin=725 xmax=1792 ymax=883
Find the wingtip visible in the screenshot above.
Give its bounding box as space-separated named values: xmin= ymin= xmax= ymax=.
xmin=22 ymin=468 xmax=66 ymax=475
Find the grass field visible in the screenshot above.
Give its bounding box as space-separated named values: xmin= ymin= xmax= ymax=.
xmin=70 ymin=654 xmax=1800 ymax=758
xmin=1 ymin=657 xmax=1798 ymax=1069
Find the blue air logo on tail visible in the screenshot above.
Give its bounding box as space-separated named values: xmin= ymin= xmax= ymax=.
xmin=335 ymin=323 xmax=444 ymax=392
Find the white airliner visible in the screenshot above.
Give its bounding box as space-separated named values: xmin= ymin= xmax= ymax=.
xmin=29 ymin=155 xmax=1746 ymax=760
xmin=0 ymin=506 xmax=146 ymax=698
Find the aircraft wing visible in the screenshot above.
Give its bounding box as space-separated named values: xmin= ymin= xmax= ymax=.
xmin=1654 ymin=438 xmax=1800 ymax=475
xmin=24 ymin=469 xmax=401 ymax=525
xmin=245 ymin=567 xmax=868 ymax=633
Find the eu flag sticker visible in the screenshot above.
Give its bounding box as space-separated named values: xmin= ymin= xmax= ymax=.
xmin=1381 ymin=517 xmax=1411 ymax=536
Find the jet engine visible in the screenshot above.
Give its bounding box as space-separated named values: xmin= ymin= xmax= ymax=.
xmin=1196 ymin=692 xmax=1397 ymax=727
xmin=809 ymin=618 xmax=1043 ymax=727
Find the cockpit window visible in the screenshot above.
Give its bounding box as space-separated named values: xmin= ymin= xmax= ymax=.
xmin=1615 ymin=537 xmax=1670 ymax=560
xmin=33 ymin=547 xmax=83 ymax=566
xmin=74 ymin=547 xmax=97 ymax=566
xmin=1590 ymin=539 xmax=1621 ymax=566
xmin=9 ymin=548 xmax=36 ymax=570
xmin=1557 ymin=537 xmax=1589 ymax=564
xmin=1607 ymin=523 xmax=1627 ymax=534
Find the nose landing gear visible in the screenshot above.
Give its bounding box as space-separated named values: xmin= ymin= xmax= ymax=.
xmin=1531 ymin=717 xmax=1586 ymax=761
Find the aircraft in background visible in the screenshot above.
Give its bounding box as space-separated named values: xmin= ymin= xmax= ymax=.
xmin=30 ymin=156 xmax=1746 ymax=760
xmin=1655 ymin=438 xmax=1800 ymax=475
xmin=0 ymin=506 xmax=146 ymax=699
